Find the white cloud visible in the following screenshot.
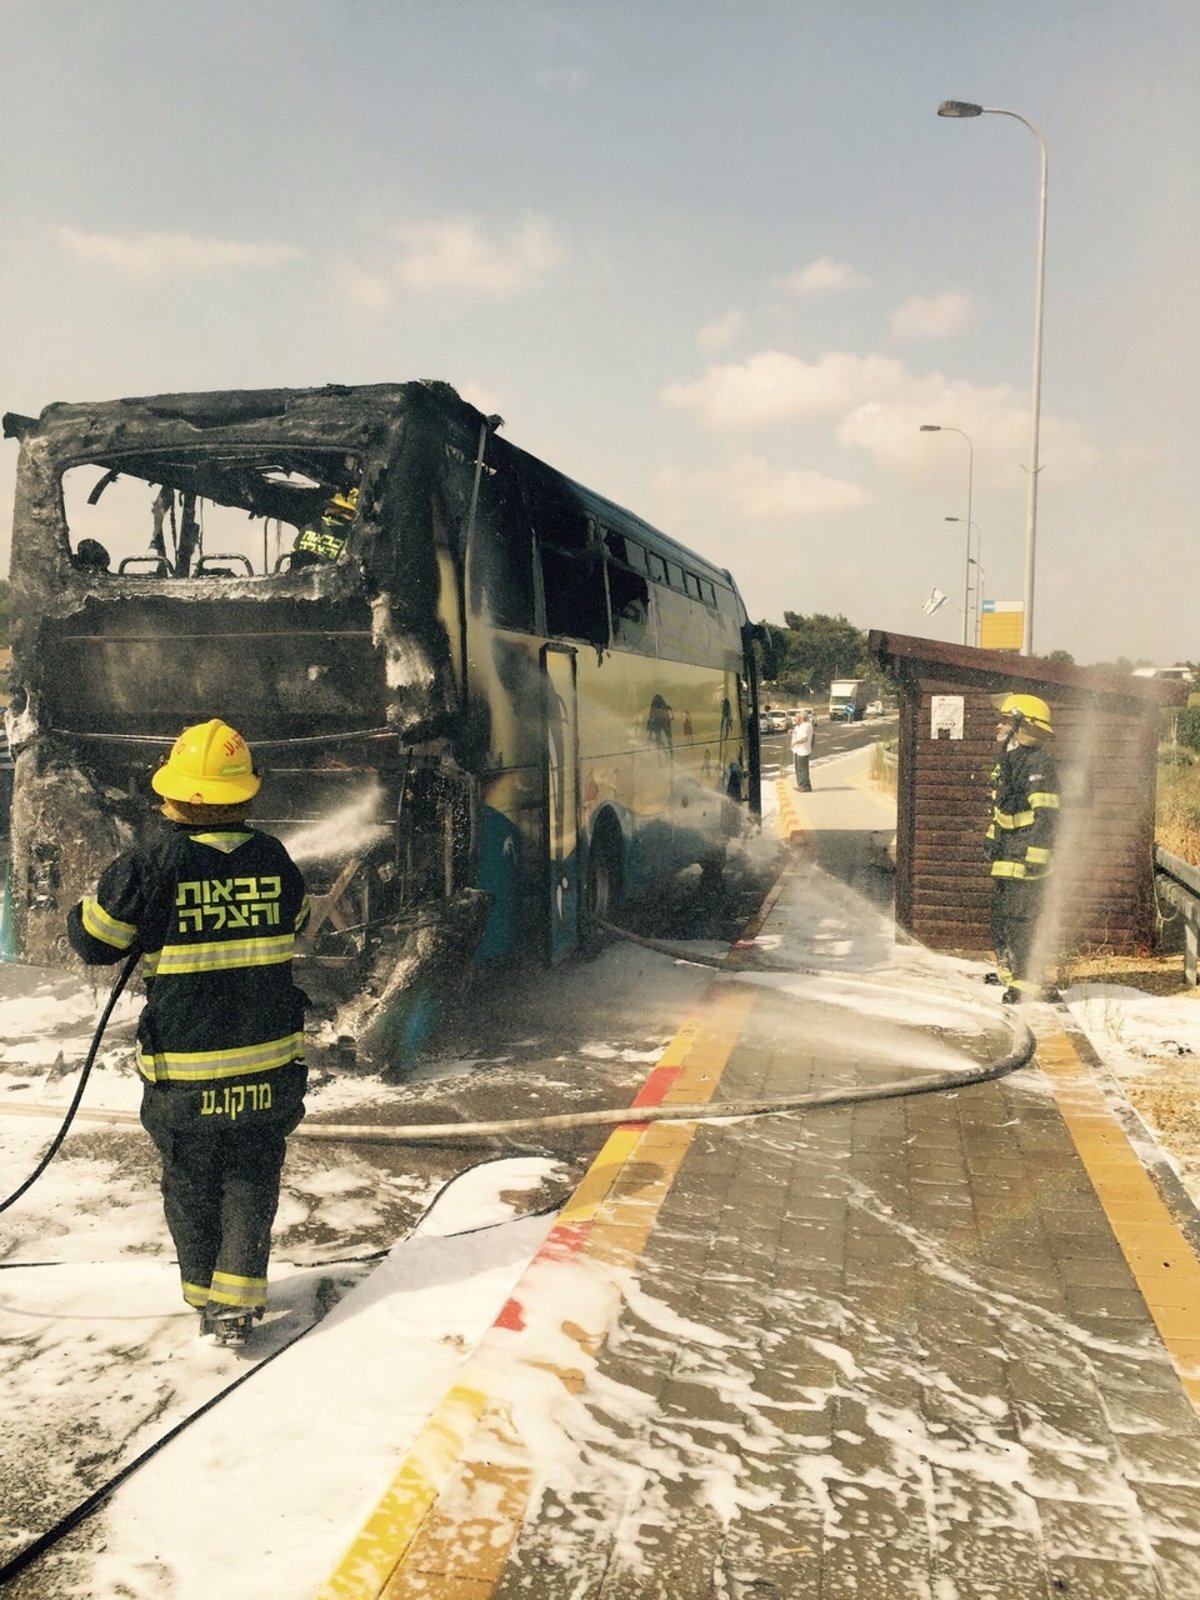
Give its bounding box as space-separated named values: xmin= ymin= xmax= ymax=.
xmin=714 ymin=456 xmax=869 ymax=517
xmin=696 ymin=309 xmax=746 ymax=351
xmin=662 ymin=349 xmax=1097 ymax=486
xmin=661 ymin=350 xmax=911 ymax=429
xmin=778 ymin=257 xmax=871 ymax=294
xmin=889 ymin=291 xmax=974 ymax=341
xmin=390 ymin=213 xmax=566 ymax=295
xmin=840 ymin=391 xmax=1097 ymax=482
xmin=57 ymin=226 xmax=302 ymax=278
xmin=657 ymin=457 xmax=867 ymax=521
xmin=329 ymin=253 xmax=392 ymax=312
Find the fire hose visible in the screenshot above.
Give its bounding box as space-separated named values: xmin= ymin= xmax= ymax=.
xmin=1 ymin=940 xmax=1034 ymax=1206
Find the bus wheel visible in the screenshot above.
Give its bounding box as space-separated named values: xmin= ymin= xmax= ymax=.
xmin=583 ymin=822 xmax=622 ymax=954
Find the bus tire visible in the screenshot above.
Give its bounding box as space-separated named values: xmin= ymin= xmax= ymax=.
xmin=583 ymin=818 xmax=623 ymax=955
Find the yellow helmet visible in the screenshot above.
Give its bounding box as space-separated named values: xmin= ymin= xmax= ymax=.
xmin=322 ymin=486 xmax=358 ymax=524
xmin=151 ymin=719 xmax=261 ymax=805
xmin=998 ymin=692 xmax=1053 ymax=735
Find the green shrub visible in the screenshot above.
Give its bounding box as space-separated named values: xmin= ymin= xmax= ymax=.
xmin=1173 ymin=705 xmax=1200 ymax=753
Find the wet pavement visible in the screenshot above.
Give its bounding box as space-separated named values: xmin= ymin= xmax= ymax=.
xmin=321 ymin=749 xmax=1200 ymax=1599
xmin=5 ymin=745 xmax=1200 ymax=1597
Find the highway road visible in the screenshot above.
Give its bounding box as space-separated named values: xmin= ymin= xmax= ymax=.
xmin=758 ymin=711 xmax=897 ymax=775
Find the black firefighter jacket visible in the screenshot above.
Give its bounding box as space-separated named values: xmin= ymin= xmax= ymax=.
xmin=67 ymin=824 xmax=310 ymax=1086
xmin=985 ymin=741 xmax=1060 ymax=884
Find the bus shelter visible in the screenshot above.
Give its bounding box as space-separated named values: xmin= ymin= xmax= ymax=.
xmin=867 ymin=630 xmax=1187 ymax=958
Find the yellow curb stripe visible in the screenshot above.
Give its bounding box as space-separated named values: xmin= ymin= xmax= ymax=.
xmin=313 ymin=1383 xmax=489 ymax=1600
xmin=1036 ymin=1025 xmax=1200 ymax=1410
xmin=556 ymin=1126 xmax=643 ymax=1225
xmin=316 ymin=982 xmax=758 ymax=1599
xmin=774 ymin=775 xmax=808 ymax=843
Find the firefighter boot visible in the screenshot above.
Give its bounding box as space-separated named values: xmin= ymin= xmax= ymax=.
xmin=199 ymin=1307 xmax=259 ymax=1348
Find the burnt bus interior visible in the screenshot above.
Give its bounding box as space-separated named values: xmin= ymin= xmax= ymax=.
xmin=3 ymin=383 xmax=757 ymax=1063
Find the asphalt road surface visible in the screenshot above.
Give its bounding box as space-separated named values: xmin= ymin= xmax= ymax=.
xmin=759 ymin=711 xmax=896 ymax=772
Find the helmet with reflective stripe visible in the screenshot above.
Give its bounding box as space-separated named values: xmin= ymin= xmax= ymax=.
xmin=151 ymin=719 xmax=261 ymax=805
xmin=322 ymin=486 xmax=358 ymax=524
xmin=998 ymin=693 xmax=1053 ymax=735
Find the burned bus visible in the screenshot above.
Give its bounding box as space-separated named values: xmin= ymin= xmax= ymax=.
xmin=1 ymin=382 xmax=763 ymax=1069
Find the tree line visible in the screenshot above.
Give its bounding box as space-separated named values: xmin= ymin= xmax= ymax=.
xmin=757 ymin=612 xmax=886 ymax=699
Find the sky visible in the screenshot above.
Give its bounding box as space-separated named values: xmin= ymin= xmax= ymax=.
xmin=0 ymin=0 xmax=1197 ymax=666
xmin=4 ymin=757 xmax=1200 ymax=1595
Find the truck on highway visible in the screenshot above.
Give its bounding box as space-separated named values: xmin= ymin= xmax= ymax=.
xmin=828 ymin=678 xmax=871 ymax=722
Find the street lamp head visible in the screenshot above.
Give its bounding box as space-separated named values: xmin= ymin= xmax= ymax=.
xmin=938 ymin=100 xmax=984 ymax=118
xmin=919 ymin=424 xmax=941 ymax=432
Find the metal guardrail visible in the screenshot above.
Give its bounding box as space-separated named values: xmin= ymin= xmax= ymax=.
xmin=1154 ymin=846 xmax=1200 ymax=986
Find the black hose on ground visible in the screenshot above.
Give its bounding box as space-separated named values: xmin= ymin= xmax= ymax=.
xmin=0 ymin=952 xmax=138 ymax=1215
xmin=0 ymin=1158 xmax=545 ymax=1586
xmin=1 ymin=911 xmax=1039 ymax=1164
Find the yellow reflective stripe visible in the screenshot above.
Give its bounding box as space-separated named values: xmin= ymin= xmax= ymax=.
xmin=209 ymin=1271 xmax=266 ymax=1307
xmin=153 ymin=934 xmax=294 ymax=975
xmin=81 ymin=896 xmax=137 ymax=950
xmin=1026 ymin=846 xmax=1052 ymax=864
xmin=191 ymin=831 xmax=253 ymax=854
xmin=991 ymin=860 xmax=1027 ymax=879
xmin=1029 ymin=791 xmax=1060 ymax=810
xmin=136 ymin=1032 xmax=305 ymax=1082
xmin=993 ymin=809 xmax=1035 ymax=830
xmin=182 ymin=1280 xmax=211 ymax=1307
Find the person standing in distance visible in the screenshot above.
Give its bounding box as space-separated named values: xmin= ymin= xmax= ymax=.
xmin=790 ymin=709 xmax=815 ymax=792
xmin=67 ymin=719 xmax=310 ymax=1346
xmin=985 ymin=694 xmax=1060 ymax=1005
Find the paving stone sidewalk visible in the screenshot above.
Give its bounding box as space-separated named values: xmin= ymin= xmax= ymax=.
xmin=483 ymin=776 xmax=1200 ymax=1599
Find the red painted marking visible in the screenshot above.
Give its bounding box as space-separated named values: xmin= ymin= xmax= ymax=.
xmin=494 ymin=1297 xmax=526 ymax=1331
xmin=533 ymin=1219 xmax=593 ymax=1262
xmin=628 ymin=1064 xmax=682 ymax=1109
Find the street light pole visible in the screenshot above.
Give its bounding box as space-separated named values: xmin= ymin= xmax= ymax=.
xmin=938 ymin=100 xmax=1047 ymax=656
xmin=919 ymin=423 xmax=973 ymax=647
xmin=945 ymin=517 xmax=982 ymax=641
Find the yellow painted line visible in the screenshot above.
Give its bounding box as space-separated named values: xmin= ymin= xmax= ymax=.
xmin=313 ymin=1382 xmax=490 ymax=1600
xmin=774 ymin=775 xmax=810 ymax=843
xmin=317 ymin=981 xmax=760 ymax=1599
xmin=1036 ymin=1025 xmax=1200 ymax=1410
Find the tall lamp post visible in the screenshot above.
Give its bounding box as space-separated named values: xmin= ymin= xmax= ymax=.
xmin=919 ymin=423 xmax=973 ymax=646
xmin=938 ymin=99 xmax=1047 ymax=657
xmin=945 ymin=517 xmax=982 ymax=641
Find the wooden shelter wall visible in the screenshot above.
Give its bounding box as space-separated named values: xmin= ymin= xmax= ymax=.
xmin=898 ymin=679 xmax=1159 ymax=956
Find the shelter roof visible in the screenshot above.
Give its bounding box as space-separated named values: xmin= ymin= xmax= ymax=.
xmin=867 ymin=630 xmax=1188 ymax=708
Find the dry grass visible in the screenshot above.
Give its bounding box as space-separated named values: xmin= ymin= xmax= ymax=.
xmin=1049 ymin=760 xmax=1200 ymax=995
xmin=1156 ymin=757 xmax=1200 ymax=862
xmin=1055 ymin=949 xmax=1190 ymax=997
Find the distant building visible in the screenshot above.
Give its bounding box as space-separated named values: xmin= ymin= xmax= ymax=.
xmin=1132 ymin=665 xmax=1194 ymax=684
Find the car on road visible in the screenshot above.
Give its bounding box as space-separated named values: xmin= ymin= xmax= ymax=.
xmin=767 ymin=708 xmax=791 ymax=733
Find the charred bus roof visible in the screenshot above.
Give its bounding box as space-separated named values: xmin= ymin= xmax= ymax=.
xmin=3 ymin=380 xmax=741 ymax=599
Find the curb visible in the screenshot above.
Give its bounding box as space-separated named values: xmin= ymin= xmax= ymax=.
xmin=774 ymin=774 xmax=810 ymax=845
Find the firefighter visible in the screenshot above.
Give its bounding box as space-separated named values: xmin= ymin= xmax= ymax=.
xmin=292 ymin=485 xmax=357 ymax=563
xmin=985 ymin=692 xmax=1060 ymax=1004
xmin=66 ymin=719 xmax=310 ymax=1346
